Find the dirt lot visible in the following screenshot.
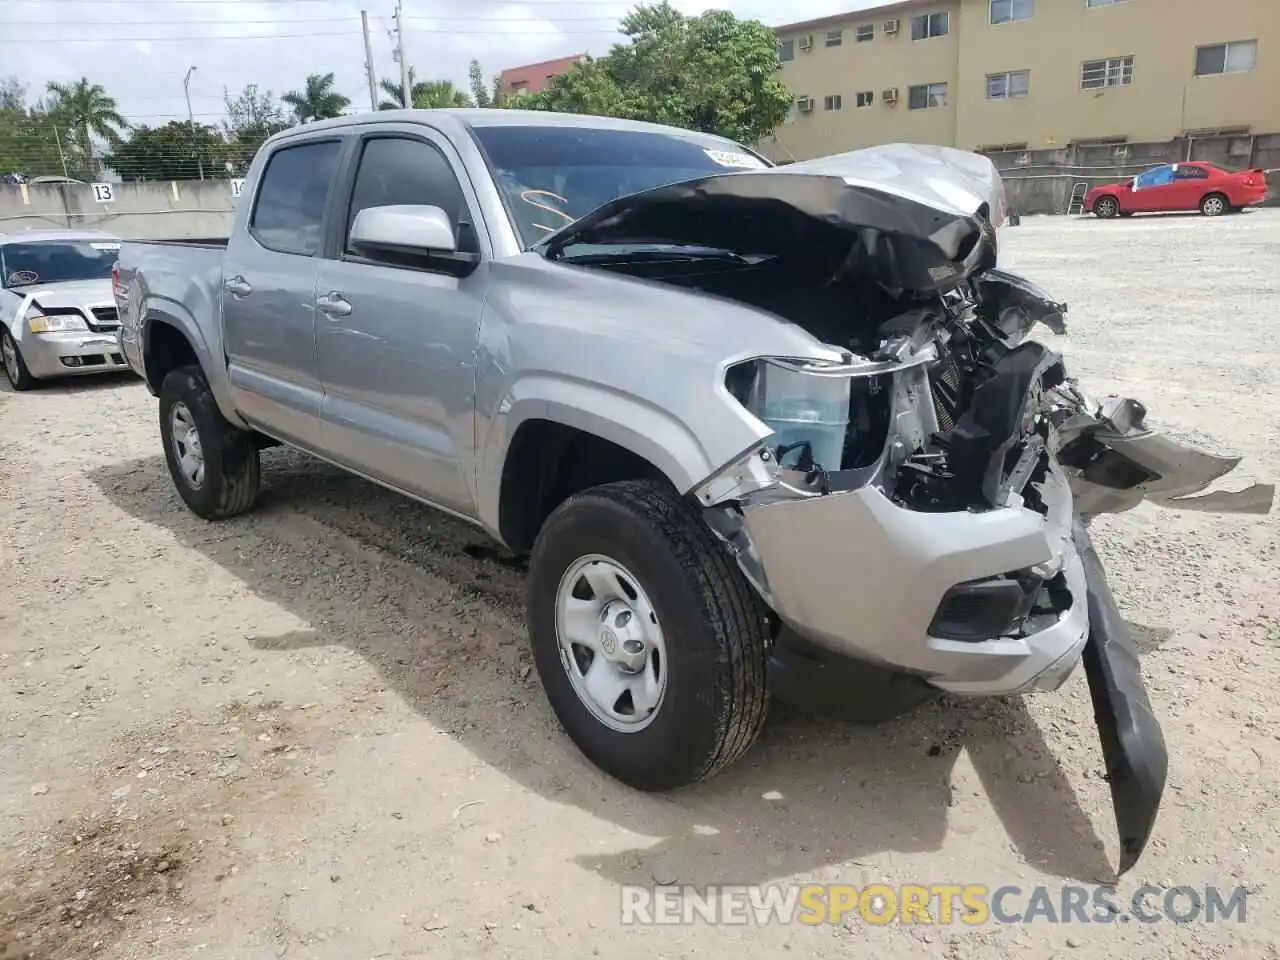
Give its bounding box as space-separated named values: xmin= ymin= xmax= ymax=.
xmin=3 ymin=209 xmax=1279 ymax=960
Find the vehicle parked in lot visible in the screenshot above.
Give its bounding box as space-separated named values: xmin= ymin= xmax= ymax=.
xmin=113 ymin=110 xmax=1275 ymax=874
xmin=1086 ymin=161 xmax=1269 ymax=218
xmin=1 ymin=229 xmax=130 ymax=390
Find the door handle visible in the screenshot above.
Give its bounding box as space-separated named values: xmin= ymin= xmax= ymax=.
xmin=224 ymin=275 xmax=252 ymax=298
xmin=316 ymin=292 xmax=352 ymax=319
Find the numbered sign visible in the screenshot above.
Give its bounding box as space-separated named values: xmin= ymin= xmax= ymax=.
xmin=230 ymin=178 xmax=246 ymax=198
xmin=91 ymin=182 xmax=114 ymax=203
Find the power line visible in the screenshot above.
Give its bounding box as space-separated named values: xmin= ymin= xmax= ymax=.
xmin=8 ymin=13 xmax=624 ymax=25
xmin=0 ymin=27 xmax=631 ymax=42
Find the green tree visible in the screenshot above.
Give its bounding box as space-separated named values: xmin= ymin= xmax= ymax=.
xmin=222 ymin=84 xmax=289 ymax=173
xmin=44 ymin=77 xmax=126 ymax=177
xmin=282 ymin=72 xmax=351 ymax=123
xmin=468 ymin=60 xmax=491 ymax=108
xmin=518 ymin=2 xmax=791 ymax=145
xmin=378 ymin=68 xmax=473 ymax=109
xmin=104 ymin=121 xmax=229 ymax=182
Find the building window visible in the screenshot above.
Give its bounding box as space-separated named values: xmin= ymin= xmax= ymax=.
xmin=825 ymin=29 xmax=843 ymax=47
xmin=778 ymin=38 xmax=795 ymax=61
xmin=910 ymin=11 xmax=949 ymax=40
xmin=990 ymin=0 xmax=1034 ymax=24
xmin=1195 ymin=40 xmax=1257 ymax=76
xmin=986 ymin=70 xmax=1031 ymax=99
xmin=1086 ymin=0 xmax=1131 ymax=6
xmin=908 ymin=82 xmax=948 ymax=109
xmin=855 ymin=23 xmax=875 ymax=41
xmin=824 ymin=94 xmax=843 ymax=111
xmin=856 ymin=90 xmax=874 ymax=107
xmin=1081 ymin=55 xmax=1134 ymax=88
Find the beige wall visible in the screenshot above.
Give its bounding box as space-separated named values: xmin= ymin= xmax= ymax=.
xmin=765 ymin=0 xmax=1280 ymax=161
xmin=767 ymin=2 xmax=960 ymax=161
xmin=955 ymin=0 xmax=1280 ymax=150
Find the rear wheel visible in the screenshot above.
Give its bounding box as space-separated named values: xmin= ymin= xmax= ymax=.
xmin=1 ymin=328 xmax=36 ymax=391
xmin=1093 ymin=196 xmax=1120 ymax=219
xmin=159 ymin=365 xmax=261 ymax=520
xmin=1200 ymin=193 xmax=1229 ymax=217
xmin=527 ymin=478 xmax=770 ymax=790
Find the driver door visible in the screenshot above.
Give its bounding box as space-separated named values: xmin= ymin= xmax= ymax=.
xmin=1127 ymin=164 xmax=1177 ymax=213
xmin=313 ymin=128 xmax=489 ymax=518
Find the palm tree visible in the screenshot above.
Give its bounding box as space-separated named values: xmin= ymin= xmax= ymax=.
xmin=378 ymin=68 xmax=473 ymax=110
xmin=45 ymin=78 xmax=126 ymax=176
xmin=282 ymin=72 xmax=351 ymax=123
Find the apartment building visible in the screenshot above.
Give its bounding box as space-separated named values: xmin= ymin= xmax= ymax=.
xmin=765 ymin=0 xmax=1280 ymax=161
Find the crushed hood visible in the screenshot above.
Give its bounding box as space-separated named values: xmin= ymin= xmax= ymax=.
xmin=10 ymin=278 xmax=114 ymax=313
xmin=539 ymin=143 xmax=1009 ymax=295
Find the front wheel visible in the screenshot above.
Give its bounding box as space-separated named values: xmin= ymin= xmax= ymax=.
xmin=1200 ymin=193 xmax=1229 ymax=217
xmin=1 ymin=327 xmax=36 ymax=391
xmin=527 ymin=479 xmax=770 ymax=791
xmin=1093 ymin=196 xmax=1120 ymax=219
xmin=159 ymin=365 xmax=261 ymax=520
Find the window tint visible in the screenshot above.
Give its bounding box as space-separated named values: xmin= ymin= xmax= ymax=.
xmin=345 ymin=136 xmax=477 ymax=254
xmin=1174 ymin=165 xmax=1209 ymax=180
xmin=250 ymin=140 xmax=341 ymax=257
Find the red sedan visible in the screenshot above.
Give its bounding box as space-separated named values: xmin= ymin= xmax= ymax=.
xmin=1085 ymin=161 xmax=1269 ymax=219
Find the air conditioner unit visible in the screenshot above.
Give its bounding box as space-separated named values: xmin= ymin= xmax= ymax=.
xmin=797 ymin=96 xmax=815 ymax=112
xmin=883 ymin=19 xmax=900 ymax=34
xmin=798 ymin=34 xmax=814 ymax=50
xmin=1017 ymin=152 xmax=1032 ymax=166
xmin=881 ymin=87 xmax=899 ymax=105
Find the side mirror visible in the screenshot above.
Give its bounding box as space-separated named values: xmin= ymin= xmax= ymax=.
xmin=349 ymin=204 xmax=481 ymax=277
xmin=350 ymin=204 xmax=458 ymax=254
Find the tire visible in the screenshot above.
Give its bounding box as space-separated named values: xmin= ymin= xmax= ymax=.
xmin=1 ymin=327 xmax=36 ymax=391
xmin=1200 ymin=193 xmax=1229 ymax=217
xmin=1093 ymin=196 xmax=1120 ymax=219
xmin=159 ymin=365 xmax=261 ymax=520
xmin=527 ymin=478 xmax=770 ymax=791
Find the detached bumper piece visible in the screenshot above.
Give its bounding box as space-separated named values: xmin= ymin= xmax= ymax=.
xmin=1074 ymin=521 xmax=1168 ymax=875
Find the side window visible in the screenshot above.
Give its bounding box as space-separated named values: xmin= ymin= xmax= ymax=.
xmin=249 ymin=141 xmax=342 ymax=257
xmin=1174 ymin=166 xmax=1209 ymax=180
xmin=1134 ymin=165 xmax=1174 ymax=190
xmin=345 ymin=136 xmax=478 ymax=255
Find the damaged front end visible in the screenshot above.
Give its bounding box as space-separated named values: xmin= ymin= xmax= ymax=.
xmin=544 ymin=143 xmax=1275 ymax=874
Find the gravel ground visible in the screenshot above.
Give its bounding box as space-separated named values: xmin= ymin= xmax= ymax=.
xmin=2 ymin=209 xmax=1279 ymax=960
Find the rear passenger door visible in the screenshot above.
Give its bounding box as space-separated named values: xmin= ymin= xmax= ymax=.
xmin=313 ymin=128 xmax=489 ymax=518
xmin=222 ymin=137 xmax=344 ymax=449
xmin=1170 ymin=163 xmax=1211 ymax=210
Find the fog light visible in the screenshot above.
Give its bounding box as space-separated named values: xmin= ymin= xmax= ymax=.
xmin=60 ymin=356 xmax=83 ymax=368
xmin=929 ymin=574 xmax=1043 ymax=642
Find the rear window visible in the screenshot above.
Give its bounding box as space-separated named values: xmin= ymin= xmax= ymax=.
xmin=1 ymin=239 xmax=119 ymax=288
xmin=249 ymin=140 xmax=343 ymax=256
xmin=469 ymin=124 xmax=769 ymax=247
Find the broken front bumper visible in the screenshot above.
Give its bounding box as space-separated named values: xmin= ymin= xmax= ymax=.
xmin=742 ymin=471 xmax=1088 ymax=697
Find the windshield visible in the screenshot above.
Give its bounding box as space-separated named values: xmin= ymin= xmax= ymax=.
xmin=1 ymin=240 xmax=120 ymax=288
xmin=469 ymin=124 xmax=770 ymax=249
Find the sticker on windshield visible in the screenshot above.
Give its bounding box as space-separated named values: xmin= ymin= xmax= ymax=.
xmin=703 ymin=149 xmax=767 ymax=170
xmin=90 ymin=242 xmax=121 ymax=251
xmin=7 ymin=270 xmax=38 ymax=285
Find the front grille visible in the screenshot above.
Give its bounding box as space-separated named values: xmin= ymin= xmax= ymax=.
xmin=87 ymin=307 xmax=119 ymax=332
xmin=929 ymin=354 xmax=965 ymax=434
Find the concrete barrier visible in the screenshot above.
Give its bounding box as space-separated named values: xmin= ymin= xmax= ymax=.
xmin=1 ymin=179 xmax=242 ymax=239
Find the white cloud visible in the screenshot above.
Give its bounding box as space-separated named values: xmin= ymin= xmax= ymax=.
xmin=4 ymin=0 xmax=889 ymax=126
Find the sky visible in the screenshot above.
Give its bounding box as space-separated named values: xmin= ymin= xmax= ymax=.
xmin=3 ymin=0 xmax=887 ymax=127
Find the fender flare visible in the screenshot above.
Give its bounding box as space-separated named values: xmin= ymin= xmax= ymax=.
xmin=475 ymin=376 xmax=716 ymax=536
xmin=141 ymin=300 xmax=247 ymax=428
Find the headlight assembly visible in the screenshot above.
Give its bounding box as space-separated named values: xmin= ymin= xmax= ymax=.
xmin=26 ymin=308 xmax=88 ymax=334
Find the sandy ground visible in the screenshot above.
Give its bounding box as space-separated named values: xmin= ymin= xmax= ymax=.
xmin=2 ymin=210 xmax=1279 ymax=960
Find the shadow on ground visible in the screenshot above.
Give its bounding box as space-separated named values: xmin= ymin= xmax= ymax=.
xmin=90 ymin=450 xmax=1122 ymax=887
xmin=0 ymin=370 xmax=141 ymax=395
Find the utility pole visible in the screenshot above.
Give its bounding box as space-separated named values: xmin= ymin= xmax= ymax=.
xmin=51 ymin=126 xmax=69 ymax=179
xmin=184 ymin=65 xmax=205 ymax=180
xmin=361 ymin=10 xmax=378 ymax=111
xmin=394 ymin=0 xmax=411 ymax=108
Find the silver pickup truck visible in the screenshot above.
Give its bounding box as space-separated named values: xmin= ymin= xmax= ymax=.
xmin=114 ymin=109 xmax=1273 ymax=874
